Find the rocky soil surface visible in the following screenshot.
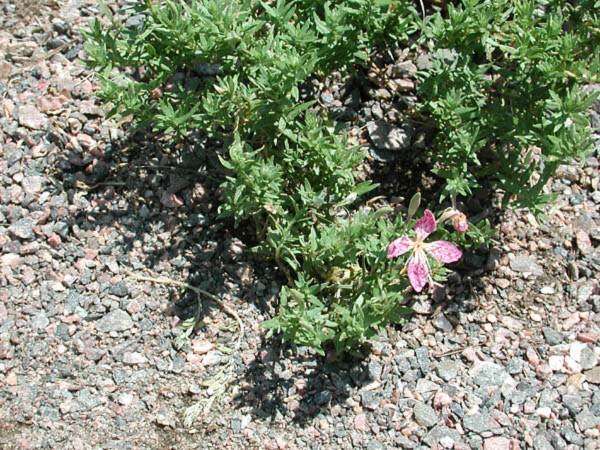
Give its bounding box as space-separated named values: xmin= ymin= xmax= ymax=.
xmin=1 ymin=1 xmax=599 ymax=449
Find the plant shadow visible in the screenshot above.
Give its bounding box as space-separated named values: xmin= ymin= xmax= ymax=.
xmin=52 ymin=128 xmax=271 ymax=324
xmin=233 ymin=337 xmax=373 ymax=427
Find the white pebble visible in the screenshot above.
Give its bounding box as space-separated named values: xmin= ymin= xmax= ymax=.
xmin=540 ymin=286 xmax=555 ymax=294
xmin=535 ymin=407 xmax=552 ymax=419
xmin=548 ymin=355 xmax=564 ymax=371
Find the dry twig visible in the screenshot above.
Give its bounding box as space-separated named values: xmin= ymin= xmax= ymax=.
xmin=125 ymin=269 xmax=245 ymax=427
xmin=125 ymin=270 xmax=244 ymax=348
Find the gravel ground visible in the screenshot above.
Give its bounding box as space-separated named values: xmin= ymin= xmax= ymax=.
xmin=1 ymin=1 xmax=599 ymax=449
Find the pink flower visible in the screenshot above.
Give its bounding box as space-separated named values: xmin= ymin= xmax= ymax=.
xmin=387 ymin=210 xmax=462 ymax=293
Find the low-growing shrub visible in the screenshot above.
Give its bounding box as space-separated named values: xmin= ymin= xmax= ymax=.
xmin=84 ymin=0 xmax=598 ymax=353
xmin=84 ymin=0 xmax=417 ymax=140
xmin=263 ymin=205 xmax=476 ymax=352
xmin=419 ymin=0 xmax=599 ymax=207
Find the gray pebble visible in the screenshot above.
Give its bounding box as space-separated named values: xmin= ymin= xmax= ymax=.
xmin=368 ymin=361 xmax=383 ymax=380
xmin=360 ymin=391 xmax=380 ymax=410
xmin=31 ymin=312 xmax=49 ymax=330
xmin=436 ymin=360 xmax=459 ymax=381
xmin=533 ymin=433 xmax=553 ymax=450
xmin=413 ymin=402 xmax=438 ymax=428
xmin=575 ymin=408 xmax=600 ymax=430
xmin=542 ymin=327 xmax=564 ymax=345
xmin=423 ymin=425 xmax=463 ymax=447
xmin=433 ymin=314 xmax=453 ymax=332
xmin=506 ymin=357 xmax=524 ymax=375
xmin=110 ymin=282 xmax=129 ymax=298
xmin=579 ymin=346 xmax=597 ymax=370
xmin=463 ymin=412 xmax=492 ymax=433
xmin=415 ymin=347 xmax=431 ymax=374
xmin=367 ymin=120 xmax=412 ymax=151
xmin=9 ymin=217 xmax=35 ymax=240
xmin=95 ymin=309 xmax=133 ymax=333
xmin=509 ymin=255 xmax=544 ymax=276
xmin=75 ymin=389 xmax=102 ymax=411
xmin=471 ymin=362 xmax=510 ymax=387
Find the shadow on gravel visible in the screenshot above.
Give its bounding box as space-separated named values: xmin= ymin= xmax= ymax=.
xmin=233 ymin=338 xmax=371 ymax=426
xmin=53 ymin=123 xmax=499 ymax=316
xmin=52 ymin=107 xmax=502 ymax=423
xmin=52 ymin=128 xmax=276 ymax=319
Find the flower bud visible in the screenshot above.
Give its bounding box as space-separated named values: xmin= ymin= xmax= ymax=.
xmin=407 ymin=192 xmax=421 ymax=220
xmin=452 ymin=212 xmax=469 ymax=233
xmin=150 ymin=87 xmax=163 ymax=99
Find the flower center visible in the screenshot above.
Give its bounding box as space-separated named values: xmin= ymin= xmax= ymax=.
xmin=413 ymin=236 xmax=425 ymax=252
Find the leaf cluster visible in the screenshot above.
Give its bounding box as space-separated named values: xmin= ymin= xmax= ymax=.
xmin=419 ymin=0 xmax=599 ymax=206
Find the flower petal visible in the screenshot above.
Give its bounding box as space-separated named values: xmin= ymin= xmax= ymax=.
xmin=387 ymin=236 xmax=413 ymax=259
xmin=426 ymin=240 xmax=462 ymax=264
xmin=414 ymin=209 xmax=436 ymax=238
xmin=407 ymin=253 xmax=429 ymax=293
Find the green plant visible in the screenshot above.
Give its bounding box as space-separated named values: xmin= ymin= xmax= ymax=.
xmin=84 ymin=0 xmax=597 ymax=353
xmin=419 ymin=0 xmax=599 ymax=208
xmin=263 ymin=205 xmax=473 ymax=352
xmin=84 ymin=0 xmax=417 ymax=140
xmin=85 ymin=0 xmax=422 ymax=353
xmin=264 ymin=209 xmax=411 ymax=352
